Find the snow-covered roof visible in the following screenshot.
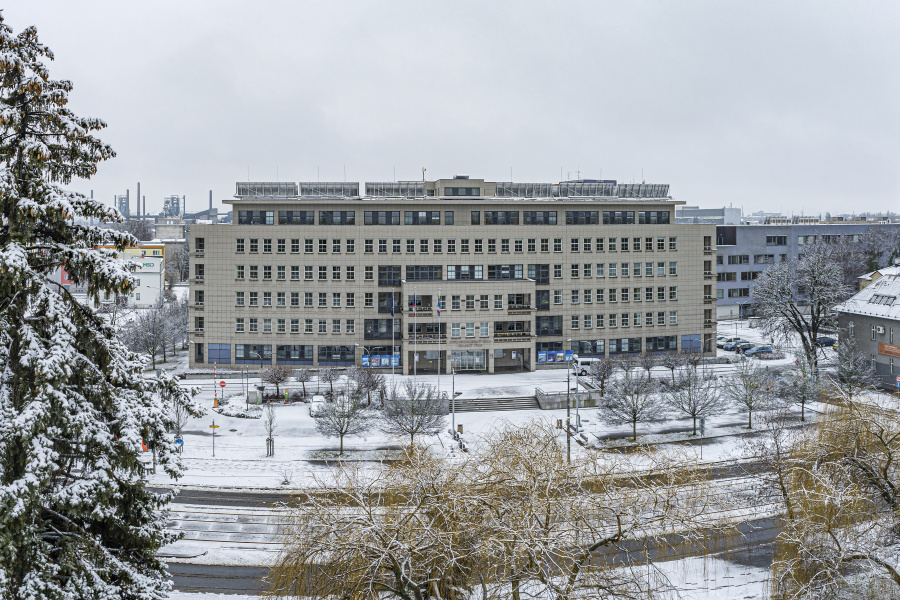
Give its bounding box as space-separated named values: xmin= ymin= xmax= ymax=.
xmin=836 ymin=273 xmax=900 ymax=320
xmin=858 ymin=264 xmax=900 ymax=281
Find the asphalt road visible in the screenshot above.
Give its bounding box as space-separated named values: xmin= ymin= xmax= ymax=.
xmin=168 ymin=563 xmax=269 ymax=594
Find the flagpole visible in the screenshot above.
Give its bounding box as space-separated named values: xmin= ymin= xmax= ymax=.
xmin=414 ymin=286 xmax=417 ymax=380
xmin=437 ymin=287 xmax=441 ymax=399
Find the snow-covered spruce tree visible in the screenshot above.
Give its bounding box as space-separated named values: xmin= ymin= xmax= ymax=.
xmin=0 ymin=18 xmax=199 ymax=600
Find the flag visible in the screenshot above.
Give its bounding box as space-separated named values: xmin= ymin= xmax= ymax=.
xmin=390 ymin=296 xmax=394 ymax=317
xmin=437 ymin=300 xmax=441 ymax=317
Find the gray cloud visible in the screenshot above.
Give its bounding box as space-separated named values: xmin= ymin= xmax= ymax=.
xmin=7 ymin=0 xmax=898 ymax=215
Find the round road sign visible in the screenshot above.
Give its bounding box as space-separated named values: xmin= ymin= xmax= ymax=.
xmin=219 ymin=381 xmax=226 ymax=388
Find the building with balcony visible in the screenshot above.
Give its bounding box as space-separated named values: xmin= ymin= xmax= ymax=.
xmin=187 ymin=176 xmax=716 ymax=373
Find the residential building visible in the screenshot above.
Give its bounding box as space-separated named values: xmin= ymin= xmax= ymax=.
xmin=188 ymin=176 xmax=716 ymax=372
xmin=675 ymin=205 xmax=742 ymax=225
xmin=835 ymin=272 xmax=900 ymax=389
xmin=715 ymin=223 xmax=900 ymax=320
xmin=857 ymin=264 xmax=900 ymax=291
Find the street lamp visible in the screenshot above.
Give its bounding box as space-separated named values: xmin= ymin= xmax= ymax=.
xmin=251 ymin=351 xmax=263 ymax=405
xmin=568 ymin=339 xmax=580 ymax=430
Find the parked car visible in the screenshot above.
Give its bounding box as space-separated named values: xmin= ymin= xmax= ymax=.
xmin=723 ymin=340 xmax=750 ymax=351
xmin=716 ymin=336 xmax=729 ymax=348
xmin=573 ymin=356 xmax=599 ymax=376
xmin=745 ymin=345 xmax=773 ymax=357
xmin=734 ymin=342 xmax=755 ymax=354
xmin=816 ymin=336 xmax=837 ymax=348
xmin=309 ymin=395 xmax=326 ymax=416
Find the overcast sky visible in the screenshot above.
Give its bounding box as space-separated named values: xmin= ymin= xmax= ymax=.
xmin=7 ymin=1 xmax=899 ymax=216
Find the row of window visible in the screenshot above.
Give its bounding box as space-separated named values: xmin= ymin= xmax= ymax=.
xmin=236 ymin=210 xmax=673 ymax=227
xmin=231 ymin=262 xmax=679 ymax=282
xmin=228 ymin=286 xmax=679 ymax=309
xmin=223 ymin=311 xmax=680 ymax=336
xmin=721 ymin=254 xmax=788 ymax=265
xmin=232 ymin=236 xmax=679 ymax=255
xmin=199 ymin=335 xmax=692 ymax=365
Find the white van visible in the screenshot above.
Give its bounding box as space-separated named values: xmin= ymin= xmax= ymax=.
xmin=572 ymin=356 xmax=599 ymax=376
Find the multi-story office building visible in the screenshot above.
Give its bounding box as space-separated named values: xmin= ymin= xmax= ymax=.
xmin=188 ymin=176 xmax=716 ymax=373
xmin=715 ymin=222 xmax=900 ymax=320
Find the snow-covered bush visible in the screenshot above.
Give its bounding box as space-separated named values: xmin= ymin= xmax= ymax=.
xmin=213 ymin=394 xmax=262 ymax=419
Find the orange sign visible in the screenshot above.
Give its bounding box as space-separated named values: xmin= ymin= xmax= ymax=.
xmin=879 ymin=343 xmax=900 ymax=358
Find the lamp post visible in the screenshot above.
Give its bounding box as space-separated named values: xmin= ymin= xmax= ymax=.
xmin=451 ymin=357 xmax=457 ymax=435
xmin=566 ymin=365 xmax=571 ymax=464
xmin=568 ymin=339 xmax=579 ymax=430
xmin=251 ymin=351 xmax=263 ymax=404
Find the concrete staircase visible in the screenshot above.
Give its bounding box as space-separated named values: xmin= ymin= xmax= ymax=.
xmin=450 ymin=396 xmax=539 ymax=413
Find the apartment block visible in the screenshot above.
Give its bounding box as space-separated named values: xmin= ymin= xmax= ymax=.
xmin=188 ymin=176 xmax=716 ymax=373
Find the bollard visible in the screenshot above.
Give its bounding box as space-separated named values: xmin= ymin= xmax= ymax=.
xmin=457 ymin=424 xmax=463 ymax=435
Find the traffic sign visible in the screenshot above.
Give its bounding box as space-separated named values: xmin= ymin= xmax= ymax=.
xmin=209 ymin=424 xmax=219 ymax=429
xmin=174 ymin=438 xmax=183 ymax=446
xmin=219 ymin=381 xmax=226 ymax=388
xmin=895 ymin=376 xmax=900 ymax=383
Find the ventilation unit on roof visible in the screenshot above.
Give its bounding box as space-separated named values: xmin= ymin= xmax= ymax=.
xmin=877 ymin=326 xmax=885 ymax=334
xmin=454 ymin=174 xmax=470 ymax=179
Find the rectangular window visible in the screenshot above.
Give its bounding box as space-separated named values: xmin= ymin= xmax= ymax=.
xmin=365 ymin=266 xmax=374 ymax=281
xmin=332 ymin=266 xmax=341 ymax=280
xmin=484 ymin=211 xmax=520 ymax=225
xmin=523 ymin=211 xmax=557 ymax=225
xmin=346 ymin=239 xmax=355 ymax=253
xmin=346 ymin=293 xmax=355 ymax=308
xmin=471 ymin=211 xmax=481 ymax=225
xmin=346 ymin=266 xmax=355 ymax=281
xmin=236 ymin=238 xmax=245 ymax=253
xmin=571 ymin=315 xmax=580 ymax=329
xmin=609 ymin=263 xmax=617 ymax=277
xmin=596 ymin=289 xmax=605 ymax=303
xmin=445 ymin=211 xmax=454 ymax=225
xmin=646 ymin=287 xmax=653 ymax=301
xmin=277 ymin=292 xmax=286 ymax=307
xmin=305 ymin=239 xmax=314 ymax=253
xmin=291 ymin=319 xmax=300 ymax=334
xmin=249 ymin=292 xmax=258 ymax=307
xmin=452 ymin=323 xmax=461 ymax=338
xmin=332 ymin=293 xmax=341 ymax=308
xmin=460 ymin=239 xmax=470 ymax=253
xmin=333 ymin=239 xmax=341 ymax=253
xmin=448 ymin=239 xmax=456 ymax=253
xmin=290 ymin=266 xmax=299 ymax=280
xmin=584 ymin=315 xmax=593 ymax=328
xmin=332 ymin=320 xmax=341 ymax=334
xmin=475 ymin=239 xmax=483 ymax=253
xmin=621 ymin=263 xmax=630 ymax=277
xmin=249 ymin=318 xmax=258 ymax=333
xmin=571 ymin=264 xmax=580 ymax=278
xmin=669 ymin=237 xmax=677 ymax=250
xmin=609 ymin=314 xmax=617 ymax=328
xmin=494 ymin=295 xmax=503 ymax=309
xmin=346 ymin=320 xmax=355 ymax=334
xmin=554 ymin=238 xmax=562 ymax=252
xmin=263 ymin=292 xmax=272 ymax=307
xmin=277 ymin=239 xmax=285 ymax=253
xmin=291 ymin=292 xmax=299 ymax=307
xmin=263 ymin=319 xmax=272 ymax=334
xmin=318 ymin=239 xmax=327 ymax=254
xmin=319 ymin=319 xmax=327 ymax=334
xmin=236 ymin=265 xmax=245 ymax=280
xmin=235 ymin=291 xmax=245 ymax=306
xmin=318 ymin=292 xmax=327 ymax=308
xmin=277 ymin=265 xmax=285 ymax=280
xmin=249 ymin=239 xmax=258 ymax=253
xmin=365 ymin=292 xmax=374 ymax=307
xmin=669 ymin=287 xmax=678 ymax=300
xmin=596 ymin=263 xmax=605 ymax=277
xmin=554 ymin=290 xmax=562 ymax=305
xmin=318 ymin=266 xmax=327 ymax=281
xmin=305 ymin=319 xmax=313 ymax=334
xmin=571 ymin=238 xmax=580 ymax=252
xmin=514 ymin=239 xmax=522 ymax=252
xmin=434 ymin=239 xmax=443 ymax=253
xmin=669 ymin=311 xmax=678 ymax=325
xmin=597 ymin=314 xmax=605 ymax=328
xmin=541 ymin=239 xmax=549 ymax=252
xmin=583 ymin=264 xmax=592 ymax=278
xmin=304 ymin=265 xmax=313 ymax=280
xmin=277 ymin=319 xmax=286 ymax=334
xmin=669 ymin=262 xmax=677 ymax=276
xmin=235 ymin=318 xmax=245 ymax=334
xmin=291 ymin=239 xmax=300 ymax=253
xmin=304 ymin=292 xmax=313 ymax=307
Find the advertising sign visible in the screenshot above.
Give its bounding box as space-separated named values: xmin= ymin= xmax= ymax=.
xmin=564 ymin=350 xmax=574 ymax=362
xmin=371 ymin=356 xmax=381 ymax=367
xmin=556 ymin=351 xmax=565 ymax=362
xmin=381 ymin=354 xmax=390 ymax=366
xmin=391 ymin=354 xmax=400 ymax=367
xmin=537 ymin=351 xmax=547 ymax=364
xmin=879 ymin=343 xmax=900 ymax=359
xmin=361 ymin=355 xmax=369 ymax=367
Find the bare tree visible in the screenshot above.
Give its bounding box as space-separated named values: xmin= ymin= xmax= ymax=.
xmin=269 ymin=423 xmax=721 ymax=600
xmin=659 ymin=351 xmax=686 ymax=385
xmin=831 ymin=336 xmax=879 ymax=404
xmin=379 ymin=380 xmax=447 ymax=446
xmin=741 ymin=404 xmax=800 ymax=521
xmin=260 ymin=364 xmax=293 ymax=397
xmin=164 ymin=243 xmax=189 ymax=289
xmin=600 ymin=372 xmax=662 ymax=441
xmin=318 ymin=366 xmax=340 ymax=397
xmin=293 ymin=368 xmax=312 ymax=398
xmin=638 ymin=352 xmax=658 ymax=379
xmin=721 ymin=359 xmax=771 ymax=429
xmin=666 ymin=367 xmax=721 ymax=436
xmin=111 ymin=218 xmax=154 ymax=241
xmin=772 ymin=401 xmax=900 ymax=598
xmin=264 ymin=403 xmax=277 ymax=457
xmin=616 ymin=355 xmax=639 ymax=377
xmin=752 ymin=242 xmax=849 ymax=371
xmin=588 ymin=356 xmax=616 ymax=396
xmin=120 ymin=306 xmax=166 ymax=368
xmin=779 ymin=353 xmax=826 ymax=422
xmin=347 ymin=366 xmax=385 ymax=406
xmin=312 ymin=388 xmax=372 ymax=455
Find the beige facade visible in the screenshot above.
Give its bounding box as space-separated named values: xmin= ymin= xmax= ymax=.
xmin=188 ymin=178 xmax=716 ymax=372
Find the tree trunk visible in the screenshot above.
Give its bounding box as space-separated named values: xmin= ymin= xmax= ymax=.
xmin=632 ymin=418 xmax=637 ymax=441
xmin=748 ymin=409 xmax=752 ymax=429
xmin=301 ymin=381 xmax=306 ymax=397
xmin=339 ymin=434 xmax=344 ymax=455
xmin=692 ymin=415 xmax=697 ymax=436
